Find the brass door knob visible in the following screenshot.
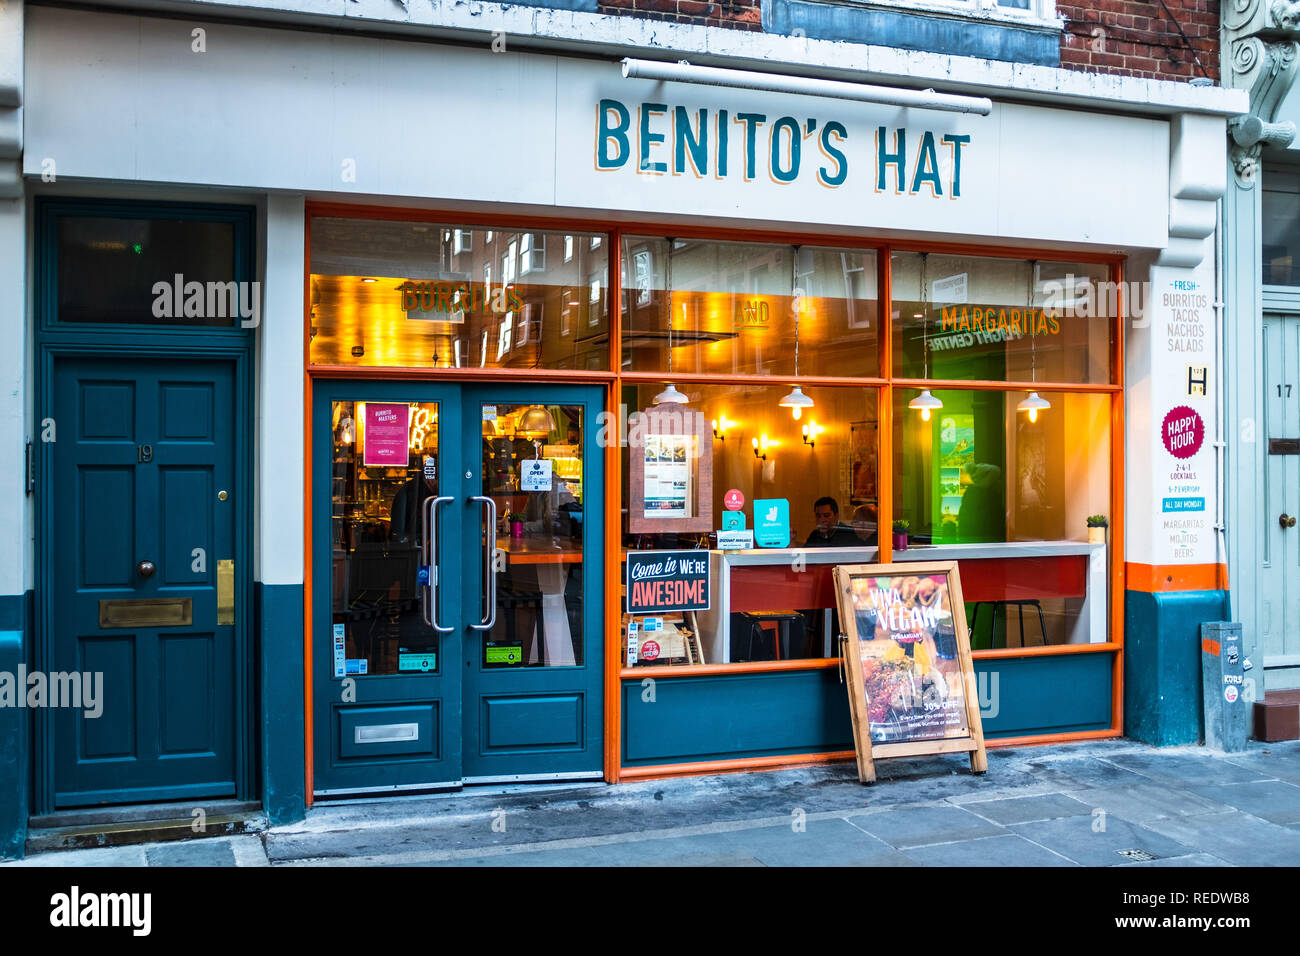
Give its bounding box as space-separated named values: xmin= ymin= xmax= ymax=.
xmin=136 ymin=560 xmax=157 ymax=578
xmin=1282 ymin=514 xmax=1297 ymax=529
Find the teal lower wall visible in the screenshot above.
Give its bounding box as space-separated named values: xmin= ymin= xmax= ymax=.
xmin=1124 ymin=589 xmax=1229 ymax=746
xmin=256 ymin=583 xmax=306 ymax=824
xmin=622 ymin=652 xmax=1115 ymax=767
xmin=0 ymin=592 xmax=31 ymax=859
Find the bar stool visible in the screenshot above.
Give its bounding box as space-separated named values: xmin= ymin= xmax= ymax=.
xmin=736 ymin=611 xmax=802 ymax=661
xmin=971 ymin=600 xmax=1047 ymax=649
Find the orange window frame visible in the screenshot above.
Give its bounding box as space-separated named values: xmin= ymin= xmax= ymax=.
xmin=300 ymin=201 xmax=1126 ymax=799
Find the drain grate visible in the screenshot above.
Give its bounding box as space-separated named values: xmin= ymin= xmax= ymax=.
xmin=1117 ymin=848 xmax=1158 ymax=862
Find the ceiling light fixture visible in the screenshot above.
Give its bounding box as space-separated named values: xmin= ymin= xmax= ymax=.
xmin=1017 ymin=261 xmax=1051 ymax=423
xmin=908 ymin=252 xmax=943 ymax=422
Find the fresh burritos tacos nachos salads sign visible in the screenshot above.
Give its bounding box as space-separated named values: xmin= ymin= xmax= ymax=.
xmin=833 ymin=561 xmax=987 ymax=784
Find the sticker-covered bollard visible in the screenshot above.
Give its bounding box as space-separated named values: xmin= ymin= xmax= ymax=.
xmin=1200 ymin=622 xmax=1247 ymax=752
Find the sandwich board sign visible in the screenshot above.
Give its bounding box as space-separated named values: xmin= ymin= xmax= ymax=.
xmin=832 ymin=561 xmax=987 ymax=784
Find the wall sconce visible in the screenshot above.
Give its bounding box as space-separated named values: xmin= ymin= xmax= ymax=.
xmin=801 ymin=422 xmax=824 ymax=448
xmin=712 ymin=415 xmax=736 ymax=441
xmin=751 ymin=436 xmax=766 ymax=460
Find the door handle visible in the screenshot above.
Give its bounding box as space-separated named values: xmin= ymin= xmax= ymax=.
xmin=421 ymin=495 xmax=454 ymax=634
xmin=136 ymin=559 xmax=156 ymax=578
xmin=469 ymin=495 xmax=498 ymax=632
xmin=1282 ymin=513 xmax=1297 ymax=529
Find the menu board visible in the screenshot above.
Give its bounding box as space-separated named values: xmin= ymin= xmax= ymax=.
xmin=833 ymin=561 xmax=987 ymax=784
xmin=642 ymin=434 xmax=692 ymax=518
xmin=627 ymin=405 xmax=713 ymax=534
xmin=362 ymin=402 xmax=411 ymax=467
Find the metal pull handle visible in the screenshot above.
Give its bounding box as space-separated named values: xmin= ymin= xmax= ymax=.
xmin=136 ymin=560 xmax=156 ymax=578
xmin=1282 ymin=513 xmax=1297 ymax=529
xmin=470 ymin=495 xmax=498 ymax=632
xmin=421 ymin=495 xmax=453 ymax=634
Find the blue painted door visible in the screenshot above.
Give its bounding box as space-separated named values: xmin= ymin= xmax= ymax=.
xmin=50 ymin=358 xmax=239 ymax=807
xmin=312 ymin=382 xmax=603 ymax=794
xmin=461 ymin=384 xmax=604 ymax=782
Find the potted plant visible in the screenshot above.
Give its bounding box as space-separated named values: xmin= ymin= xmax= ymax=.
xmin=1086 ymin=514 xmax=1108 ymax=545
xmin=892 ymin=519 xmax=910 ymax=552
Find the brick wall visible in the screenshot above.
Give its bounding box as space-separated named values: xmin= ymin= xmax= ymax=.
xmin=596 ymin=0 xmax=761 ymax=31
xmin=594 ymin=0 xmax=1220 ymax=83
xmin=1058 ymin=0 xmax=1220 ymax=82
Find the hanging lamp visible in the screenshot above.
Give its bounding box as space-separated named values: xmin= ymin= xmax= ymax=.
xmin=517 ymin=404 xmax=556 ymax=437
xmin=781 ymin=246 xmax=814 ymax=420
xmin=1016 ymin=260 xmax=1051 ymax=423
xmin=654 ymin=238 xmax=689 ymax=406
xmin=908 ymin=252 xmax=943 ymax=422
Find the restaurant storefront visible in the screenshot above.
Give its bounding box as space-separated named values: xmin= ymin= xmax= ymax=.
xmin=306 ymin=208 xmax=1124 ymax=788
xmin=4 ymin=4 xmax=1241 ymax=841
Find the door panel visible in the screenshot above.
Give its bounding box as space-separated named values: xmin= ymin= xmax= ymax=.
xmin=50 ymin=357 xmax=239 ymax=807
xmin=1263 ymin=315 xmax=1300 ymax=690
xmin=461 ymin=386 xmax=604 ymax=781
xmin=312 ymin=385 xmax=463 ymax=794
xmin=312 ymin=382 xmax=604 ymax=793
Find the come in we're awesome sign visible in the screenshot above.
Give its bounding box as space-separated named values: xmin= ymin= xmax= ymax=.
xmin=626 ymin=550 xmax=711 ymax=615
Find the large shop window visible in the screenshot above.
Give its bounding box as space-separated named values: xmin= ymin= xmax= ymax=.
xmin=309 ymin=218 xmax=610 ymax=369
xmin=621 ymin=236 xmax=879 ymax=377
xmin=891 ymin=253 xmax=1111 ymax=384
xmin=620 ymin=382 xmax=880 ymax=668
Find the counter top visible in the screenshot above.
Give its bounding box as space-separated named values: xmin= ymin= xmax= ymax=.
xmin=714 ymin=547 xmax=879 ymax=566
xmin=892 ymin=541 xmax=1105 ymax=561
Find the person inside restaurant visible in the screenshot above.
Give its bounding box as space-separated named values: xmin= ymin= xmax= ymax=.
xmin=804 ymin=496 xmax=862 ymax=548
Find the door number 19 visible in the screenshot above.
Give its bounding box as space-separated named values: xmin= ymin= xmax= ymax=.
xmin=137 ymin=444 xmax=153 ymax=463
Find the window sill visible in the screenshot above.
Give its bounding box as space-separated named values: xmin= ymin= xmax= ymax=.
xmin=804 ymin=0 xmax=1064 ymax=34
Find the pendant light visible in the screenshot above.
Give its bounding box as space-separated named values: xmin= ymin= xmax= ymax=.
xmin=654 ymin=237 xmax=689 ymax=406
xmin=1016 ymin=260 xmax=1051 ymax=423
xmin=517 ymin=404 xmax=556 ymax=437
xmin=908 ymin=252 xmax=943 ymax=422
xmin=780 ymin=245 xmax=814 ymax=420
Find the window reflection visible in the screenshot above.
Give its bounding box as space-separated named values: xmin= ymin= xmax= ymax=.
xmin=310 ymin=219 xmax=609 ymax=369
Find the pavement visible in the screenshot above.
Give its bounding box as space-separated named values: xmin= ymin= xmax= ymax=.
xmin=7 ymin=738 xmax=1300 ymax=867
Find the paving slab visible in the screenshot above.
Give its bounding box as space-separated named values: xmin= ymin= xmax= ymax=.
xmin=1117 ymin=853 xmax=1233 ymax=867
xmin=1065 ymin=782 xmax=1229 ymax=824
xmin=957 ymin=793 xmax=1094 ymax=825
xmin=1142 ymin=811 xmax=1300 ymax=867
xmin=1183 ymin=781 xmax=1300 ymax=826
xmin=905 ymin=833 xmax=1078 ymax=867
xmin=1009 ymin=815 xmax=1198 ymax=867
xmin=723 ymin=818 xmax=915 ymax=867
xmin=1100 ymin=752 xmax=1271 ymax=786
xmin=144 ymin=840 xmax=238 ymax=867
xmin=1220 ymin=747 xmax=1300 ymax=785
xmin=1021 ymin=757 xmax=1152 ymax=791
xmin=850 ymin=805 xmax=1006 ymax=849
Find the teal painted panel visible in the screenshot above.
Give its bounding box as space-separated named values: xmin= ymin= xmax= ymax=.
xmin=974 ymin=655 xmax=1113 ymax=738
xmin=622 ymin=653 xmax=1114 ymax=766
xmin=338 ymin=704 xmax=439 ymax=760
xmin=256 ymin=582 xmax=305 ymax=825
xmin=480 ymin=694 xmax=584 ymax=751
xmin=0 ymin=624 xmax=28 ymax=859
xmin=1125 ymin=589 xmax=1229 ymax=746
xmin=622 ymin=670 xmax=853 ymax=764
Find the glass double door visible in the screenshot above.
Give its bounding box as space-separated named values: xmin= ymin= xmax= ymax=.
xmin=313 ymin=381 xmax=604 ymax=794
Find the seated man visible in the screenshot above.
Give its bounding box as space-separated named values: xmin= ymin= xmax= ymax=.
xmin=804 ymin=496 xmax=861 ymax=548
xmin=797 ymin=496 xmax=863 ymax=657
